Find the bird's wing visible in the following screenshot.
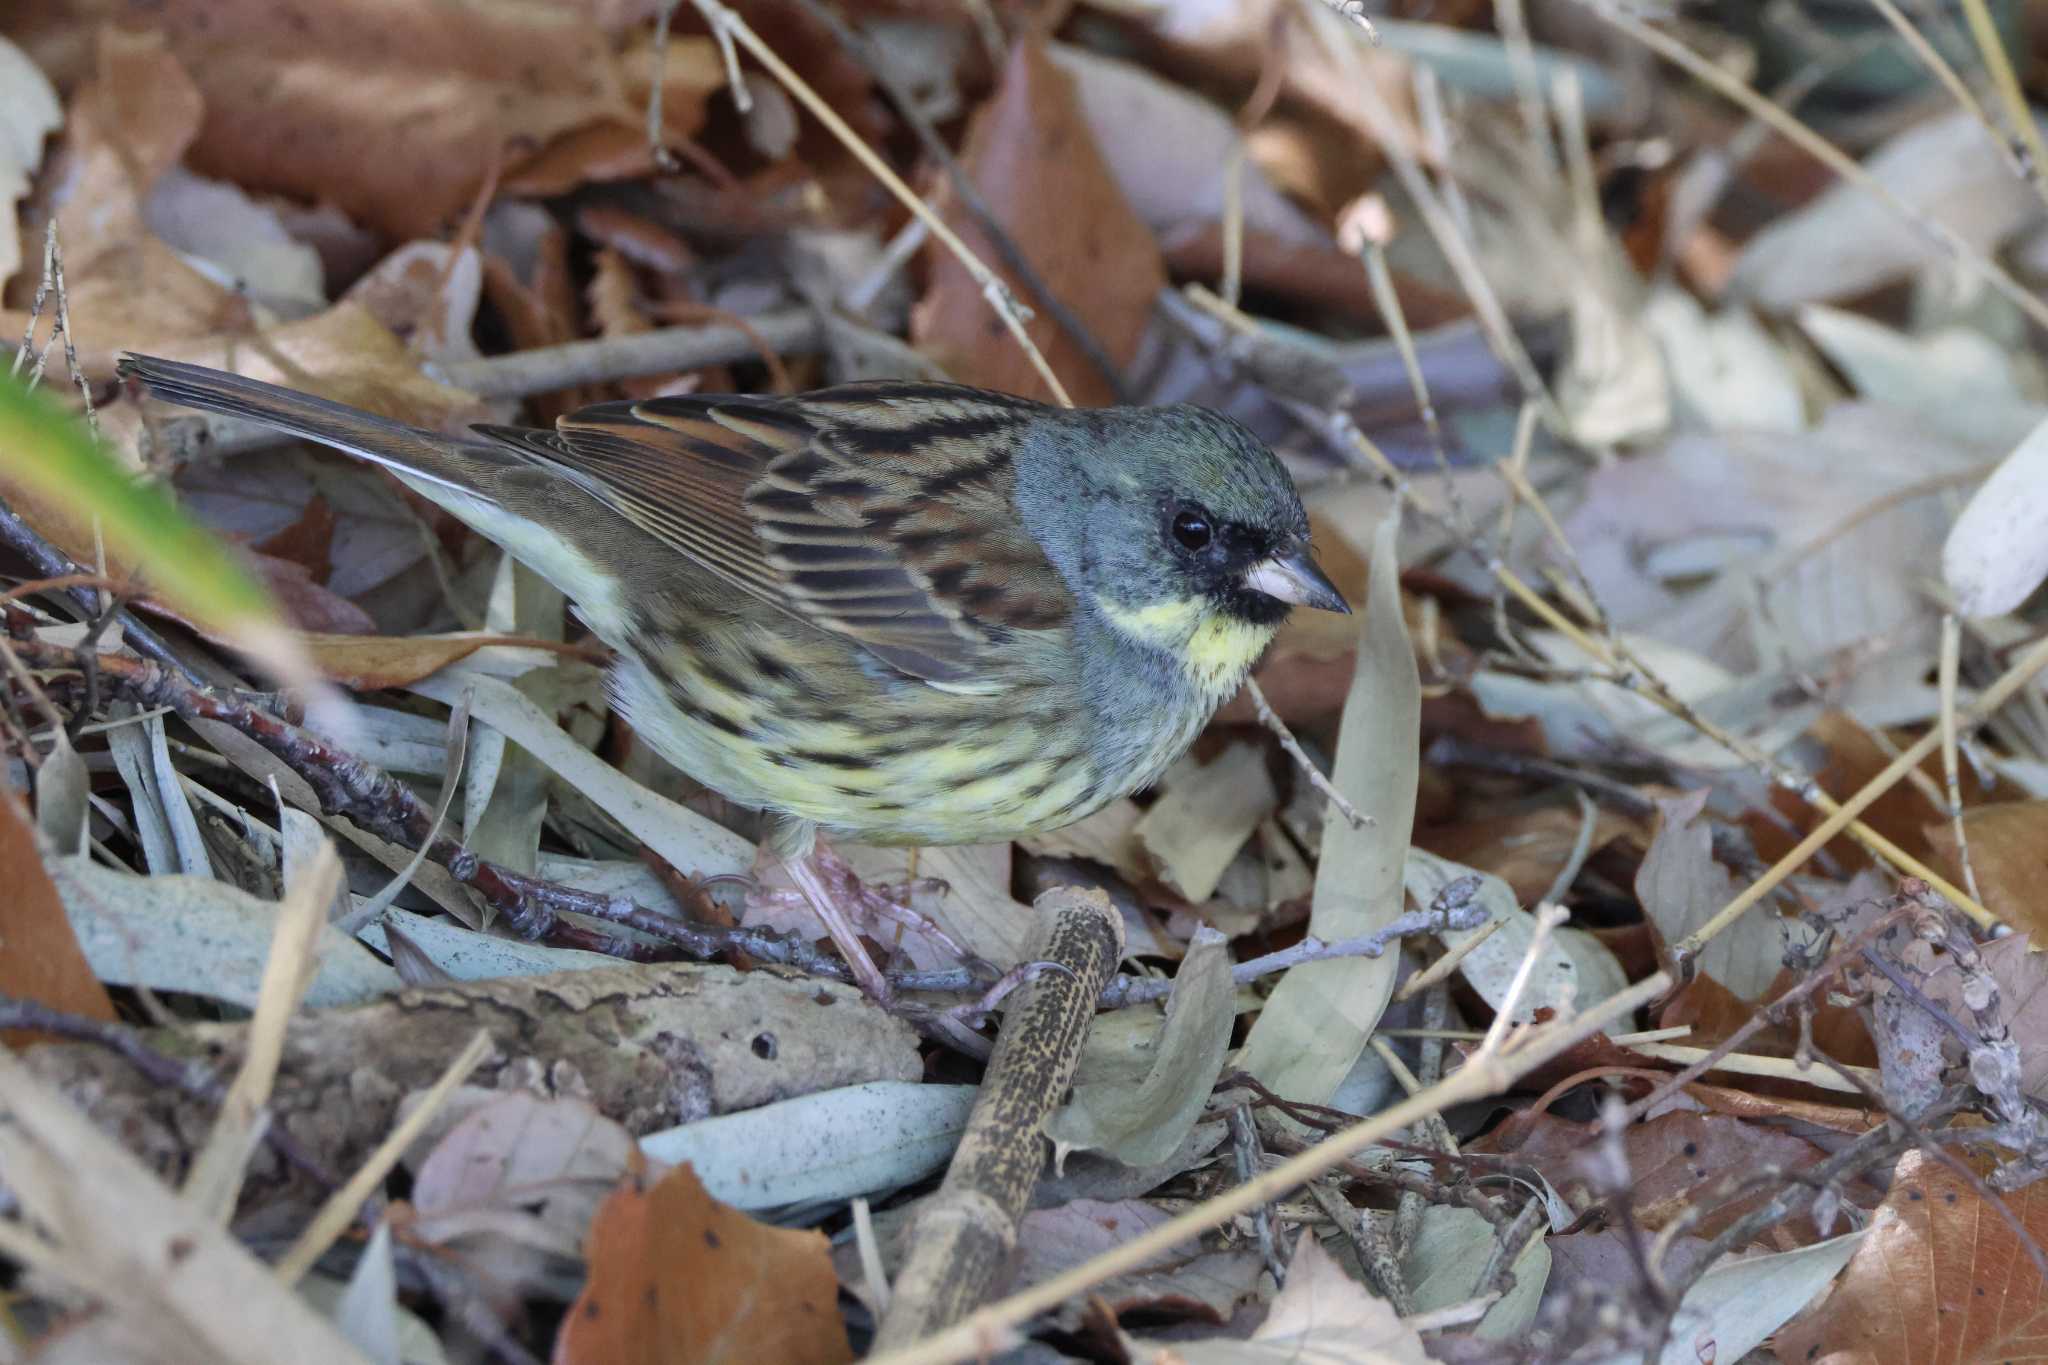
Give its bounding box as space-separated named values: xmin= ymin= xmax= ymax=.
xmin=476 ymin=383 xmax=1075 ymax=685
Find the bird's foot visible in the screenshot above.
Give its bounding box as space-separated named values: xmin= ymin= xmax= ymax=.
xmin=776 ymin=844 xmax=983 ymax=1003
xmin=753 ymin=847 xmax=966 ymax=962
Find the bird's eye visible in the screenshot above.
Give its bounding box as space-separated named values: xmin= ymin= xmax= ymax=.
xmin=1172 ymin=508 xmax=1212 ymax=552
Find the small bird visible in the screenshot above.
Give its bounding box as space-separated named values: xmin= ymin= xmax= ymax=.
xmin=118 ymin=355 xmax=1350 ymax=995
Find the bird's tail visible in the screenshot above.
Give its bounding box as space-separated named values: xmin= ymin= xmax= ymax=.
xmin=117 ymin=354 xmax=497 ymax=502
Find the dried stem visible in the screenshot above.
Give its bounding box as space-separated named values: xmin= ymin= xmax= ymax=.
xmin=862 ymin=967 xmax=1672 ymax=1365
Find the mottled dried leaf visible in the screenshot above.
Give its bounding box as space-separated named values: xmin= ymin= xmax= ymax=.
xmin=1778 ymin=1150 xmax=2048 ymax=1365
xmin=554 ymin=1162 xmax=851 ymax=1365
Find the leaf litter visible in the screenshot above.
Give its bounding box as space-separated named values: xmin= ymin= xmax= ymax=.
xmin=2 ymin=1 xmax=2048 ymax=1362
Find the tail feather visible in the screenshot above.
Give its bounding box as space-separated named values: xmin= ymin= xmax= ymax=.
xmin=116 ymin=354 xmax=490 ymax=500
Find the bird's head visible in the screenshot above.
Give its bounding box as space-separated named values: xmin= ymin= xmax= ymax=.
xmin=1019 ymin=404 xmax=1349 ymax=694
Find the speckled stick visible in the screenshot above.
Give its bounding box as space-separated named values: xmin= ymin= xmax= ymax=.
xmin=871 ymin=887 xmax=1123 ymax=1350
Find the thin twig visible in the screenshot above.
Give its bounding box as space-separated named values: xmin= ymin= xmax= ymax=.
xmin=1244 ymin=677 xmax=1371 ymax=830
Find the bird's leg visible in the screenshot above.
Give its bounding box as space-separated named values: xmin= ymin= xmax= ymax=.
xmin=781 ymin=848 xmax=895 ymax=1001
xmin=805 ymin=840 xmax=969 ymax=961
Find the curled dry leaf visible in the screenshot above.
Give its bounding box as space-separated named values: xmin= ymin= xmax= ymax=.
xmin=553 ymin=1162 xmax=852 ymax=1365
xmin=302 ymin=632 xmax=583 ymax=692
xmin=912 ymin=37 xmax=1166 ymax=406
xmin=1405 ymin=849 xmax=1628 ymax=1029
xmin=1046 ymin=927 xmax=1235 ymax=1168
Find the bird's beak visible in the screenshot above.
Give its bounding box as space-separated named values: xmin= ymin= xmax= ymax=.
xmin=1243 ymin=544 xmax=1350 ymax=613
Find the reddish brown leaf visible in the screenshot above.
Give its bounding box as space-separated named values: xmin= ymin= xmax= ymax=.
xmin=0 ymin=787 xmax=115 ymax=1045
xmin=1757 ymin=713 xmax=2024 ymax=872
xmin=911 ymin=38 xmax=1165 ymax=407
xmin=252 ymin=495 xmax=337 ymax=583
xmin=1925 ymin=802 xmax=2048 ymax=940
xmin=1472 ymin=1110 xmax=1857 ymax=1243
xmin=245 ymin=553 xmax=376 ymax=635
xmin=554 ymin=1164 xmax=851 ymax=1365
xmin=1779 ymin=1149 xmax=2048 ymax=1365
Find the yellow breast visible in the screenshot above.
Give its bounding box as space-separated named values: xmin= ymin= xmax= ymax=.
xmin=1098 ymin=596 xmax=1278 ymax=705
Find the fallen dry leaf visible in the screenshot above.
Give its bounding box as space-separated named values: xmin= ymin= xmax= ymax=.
xmin=1925 ymin=802 xmax=2048 ymax=940
xmin=911 ymin=37 xmax=1165 ymax=406
xmin=0 ymin=785 xmax=115 ymax=1044
xmin=1778 ymin=1149 xmax=2048 ymax=1364
xmin=0 ymin=27 xmax=245 ymax=374
xmin=7 ymin=1 xmax=634 ymax=237
xmin=1474 ymin=1109 xmax=1856 ymax=1243
xmin=302 ymin=632 xmax=591 ymax=691
xmin=1760 ymin=712 xmax=2024 ymax=873
xmin=134 ymin=300 xmax=489 ymax=437
xmin=553 ymin=1162 xmax=851 ymax=1365
xmin=0 ymin=34 xmax=60 ymax=291
xmin=1422 ymin=801 xmax=1643 ymax=910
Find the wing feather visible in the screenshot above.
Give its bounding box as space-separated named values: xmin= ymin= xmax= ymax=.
xmin=481 ymin=384 xmax=1074 ymax=682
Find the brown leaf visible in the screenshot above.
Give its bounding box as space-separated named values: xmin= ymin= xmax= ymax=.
xmin=554 ymin=1163 xmax=851 ymax=1365
xmin=1778 ymin=1149 xmax=2048 ymax=1365
xmin=502 ymin=33 xmax=723 ymax=198
xmin=482 ymin=225 xmax=595 ymax=421
xmin=244 ymin=553 xmax=376 ymax=636
xmin=1162 ymin=223 xmax=1470 ymax=330
xmin=0 ymin=786 xmax=115 ymax=1045
xmin=1421 ymin=803 xmax=1644 ymax=910
xmin=1678 ymin=1081 xmax=1883 ymax=1135
xmin=587 ymin=248 xmax=652 ymax=340
xmin=8 ymin=2 xmax=634 ymax=238
xmin=1758 ymin=712 xmax=2023 ymax=872
xmin=252 ymin=495 xmax=337 ymax=583
xmin=302 ymin=632 xmax=594 ymax=691
xmin=136 ymin=300 xmax=489 ymax=436
xmin=911 ymin=38 xmax=1165 ymax=406
xmin=1473 ymin=1110 xmax=1855 ymax=1243
xmin=1925 ymin=802 xmax=2048 ymax=940
xmin=0 ymin=28 xmax=246 ymax=374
